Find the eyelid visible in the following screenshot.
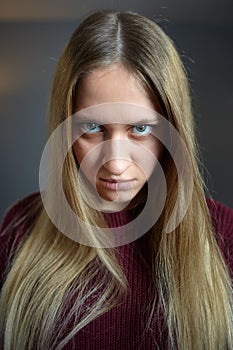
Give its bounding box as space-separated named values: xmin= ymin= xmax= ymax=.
xmin=131 ymin=123 xmax=154 ymax=127
xmin=76 ymin=120 xmax=101 ymax=125
xmin=131 ymin=124 xmax=153 ymax=135
xmin=74 ymin=121 xmax=159 ymax=133
xmin=86 ymin=123 xmax=102 ymax=132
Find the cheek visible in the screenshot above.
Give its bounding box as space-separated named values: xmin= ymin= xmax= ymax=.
xmin=148 ymin=139 xmax=164 ymax=171
xmin=72 ymin=140 xmax=101 ymax=176
xmin=149 ymin=138 xmax=164 ymax=159
xmin=133 ymin=138 xmax=163 ymax=176
xmin=72 ymin=141 xmax=85 ymax=165
xmin=72 ymin=140 xmax=95 ymax=169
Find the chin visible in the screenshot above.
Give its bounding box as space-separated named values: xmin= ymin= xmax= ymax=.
xmin=98 ymin=192 xmax=135 ymax=204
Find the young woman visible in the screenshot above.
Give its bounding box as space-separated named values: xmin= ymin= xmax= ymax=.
xmin=0 ymin=10 xmax=232 ymax=350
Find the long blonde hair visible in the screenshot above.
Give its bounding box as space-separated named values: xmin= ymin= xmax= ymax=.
xmin=0 ymin=11 xmax=232 ymax=349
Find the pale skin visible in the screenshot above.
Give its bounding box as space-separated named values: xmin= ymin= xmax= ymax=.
xmin=73 ymin=64 xmax=163 ymax=211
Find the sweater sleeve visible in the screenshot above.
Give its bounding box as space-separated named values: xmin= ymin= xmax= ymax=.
xmin=206 ymin=198 xmax=233 ymax=279
xmin=0 ymin=193 xmax=41 ymax=288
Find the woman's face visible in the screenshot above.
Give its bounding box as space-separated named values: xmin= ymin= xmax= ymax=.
xmin=73 ymin=64 xmax=163 ymax=210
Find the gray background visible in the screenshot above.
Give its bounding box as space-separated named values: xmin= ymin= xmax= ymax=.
xmin=0 ymin=0 xmax=233 ymax=220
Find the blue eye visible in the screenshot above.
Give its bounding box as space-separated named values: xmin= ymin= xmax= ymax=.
xmin=81 ymin=122 xmax=102 ymax=133
xmin=132 ymin=125 xmax=152 ymax=136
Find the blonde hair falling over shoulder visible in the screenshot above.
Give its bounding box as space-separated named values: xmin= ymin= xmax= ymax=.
xmin=0 ymin=11 xmax=232 ymax=350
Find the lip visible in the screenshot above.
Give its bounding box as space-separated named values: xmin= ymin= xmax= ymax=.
xmin=99 ymin=178 xmax=135 ymax=190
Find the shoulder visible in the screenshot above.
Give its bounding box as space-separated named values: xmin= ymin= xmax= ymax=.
xmin=1 ymin=192 xmax=42 ymax=238
xmin=0 ymin=192 xmax=42 ymax=286
xmin=206 ymin=197 xmax=233 ymax=236
xmin=206 ymin=197 xmax=233 ymax=277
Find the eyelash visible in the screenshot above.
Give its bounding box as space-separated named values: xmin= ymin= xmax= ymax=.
xmin=80 ymin=122 xmax=102 ymax=133
xmin=78 ymin=122 xmax=153 ymax=136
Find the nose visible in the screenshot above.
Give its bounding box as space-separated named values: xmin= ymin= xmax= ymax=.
xmin=103 ymin=159 xmax=130 ymax=175
xmin=102 ymin=138 xmax=131 ymax=175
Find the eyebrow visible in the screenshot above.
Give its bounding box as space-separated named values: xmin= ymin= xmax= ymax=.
xmin=73 ymin=116 xmax=160 ymax=125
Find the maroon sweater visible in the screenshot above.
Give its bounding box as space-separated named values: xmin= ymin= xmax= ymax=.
xmin=0 ymin=193 xmax=233 ymax=349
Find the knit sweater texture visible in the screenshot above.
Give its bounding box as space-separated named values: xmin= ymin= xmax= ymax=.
xmin=0 ymin=193 xmax=233 ymax=349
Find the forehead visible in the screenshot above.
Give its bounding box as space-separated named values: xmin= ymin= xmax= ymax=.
xmin=74 ymin=64 xmax=157 ymax=113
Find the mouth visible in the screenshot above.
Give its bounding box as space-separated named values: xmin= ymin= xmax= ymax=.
xmin=99 ymin=178 xmax=136 ymax=190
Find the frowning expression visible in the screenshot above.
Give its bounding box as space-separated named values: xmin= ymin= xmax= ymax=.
xmin=73 ymin=65 xmax=163 ymax=210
